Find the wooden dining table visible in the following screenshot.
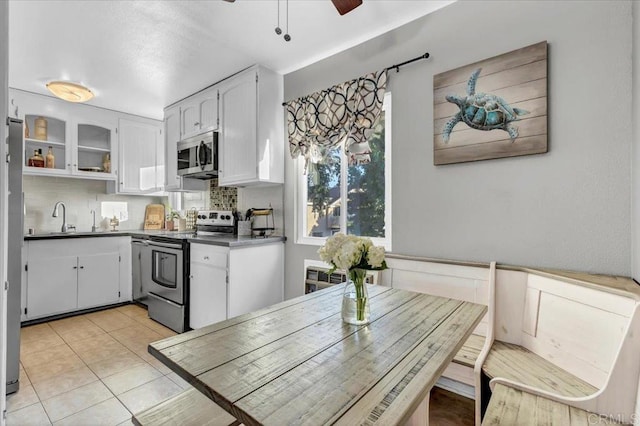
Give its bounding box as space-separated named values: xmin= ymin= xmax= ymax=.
xmin=149 ymin=283 xmax=486 ymax=426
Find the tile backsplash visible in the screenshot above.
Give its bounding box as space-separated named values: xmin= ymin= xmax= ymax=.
xmin=208 ymin=180 xmax=284 ymax=235
xmin=23 ymin=176 xmax=167 ymax=233
xmin=208 ymin=179 xmax=238 ymax=210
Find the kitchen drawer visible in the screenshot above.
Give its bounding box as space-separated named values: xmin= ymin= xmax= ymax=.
xmin=190 ymin=244 xmax=228 ymax=268
xmin=147 ymin=293 xmax=186 ymax=333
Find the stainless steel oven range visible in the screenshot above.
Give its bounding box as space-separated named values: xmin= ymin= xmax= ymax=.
xmin=195 ymin=210 xmax=235 ymax=236
xmin=145 ymin=237 xmax=189 ymax=332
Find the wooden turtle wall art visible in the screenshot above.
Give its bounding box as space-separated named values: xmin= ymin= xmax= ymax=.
xmin=432 ymin=41 xmax=548 ymax=165
xmin=443 ymin=68 xmax=529 ymax=143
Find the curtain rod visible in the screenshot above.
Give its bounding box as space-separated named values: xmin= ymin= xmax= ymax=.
xmin=282 ymin=51 xmax=430 ymax=106
xmin=384 ymin=52 xmax=430 ymax=73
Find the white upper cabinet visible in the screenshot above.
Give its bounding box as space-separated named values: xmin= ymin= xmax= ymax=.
xmin=8 ymin=89 xmax=164 ymax=189
xmin=218 ymin=65 xmax=284 ymax=187
xmin=164 ymin=105 xmax=181 ymax=190
xmin=117 ymin=118 xmax=163 ymax=194
xmin=163 ymin=65 xmax=283 ymax=188
xmin=73 ymin=112 xmax=117 ymax=180
xmin=180 ymin=88 xmax=219 ymax=139
xmin=10 ymin=89 xmax=116 ymax=180
xmin=219 ymin=69 xmax=257 ymax=185
xmin=164 ymin=104 xmax=208 ymax=192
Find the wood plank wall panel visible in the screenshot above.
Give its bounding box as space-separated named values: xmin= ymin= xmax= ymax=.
xmin=433 ymin=41 xmax=548 ymax=165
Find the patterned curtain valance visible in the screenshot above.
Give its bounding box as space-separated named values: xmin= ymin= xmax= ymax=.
xmin=285 ymin=70 xmax=387 ymax=168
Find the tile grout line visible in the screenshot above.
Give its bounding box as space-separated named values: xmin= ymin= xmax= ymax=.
xmin=14 ymin=305 xmax=177 ymax=426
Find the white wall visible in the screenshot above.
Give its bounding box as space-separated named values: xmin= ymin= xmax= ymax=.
xmin=23 ymin=176 xmax=166 ymax=233
xmin=238 ymin=186 xmax=284 ymax=236
xmin=0 ymin=0 xmax=9 ymax=421
xmin=283 ymin=0 xmax=634 ymax=299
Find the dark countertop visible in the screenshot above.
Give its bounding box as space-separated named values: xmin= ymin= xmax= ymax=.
xmin=24 ymin=230 xmax=285 ymax=247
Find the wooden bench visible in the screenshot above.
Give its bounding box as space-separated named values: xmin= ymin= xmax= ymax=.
xmin=382 ymin=256 xmax=497 ymax=425
xmin=379 ymin=254 xmax=640 ymax=425
xmin=482 ymin=383 xmax=621 ymax=425
xmin=483 ymin=341 xmax=597 ymax=398
xmin=132 ymin=388 xmax=239 ymax=426
xmin=485 ymin=272 xmax=640 ymax=424
xmin=452 ymin=333 xmax=485 ymax=368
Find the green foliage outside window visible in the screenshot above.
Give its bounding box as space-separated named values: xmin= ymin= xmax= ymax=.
xmin=306 ymin=113 xmax=386 ymax=239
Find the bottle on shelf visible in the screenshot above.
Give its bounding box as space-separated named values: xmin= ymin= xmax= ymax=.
xmin=37 ymin=149 xmax=45 ymax=167
xmin=27 ymin=149 xmax=45 ymax=168
xmin=34 ymin=116 xmax=48 ymax=141
xmin=102 ymin=153 xmax=111 ymax=173
xmin=45 ymin=146 xmax=55 ymax=169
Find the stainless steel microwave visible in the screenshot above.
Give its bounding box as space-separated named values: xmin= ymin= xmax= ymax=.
xmin=177 ymin=131 xmax=218 ymax=179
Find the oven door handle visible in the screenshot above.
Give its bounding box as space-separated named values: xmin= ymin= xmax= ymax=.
xmin=148 ymin=241 xmax=183 ymax=250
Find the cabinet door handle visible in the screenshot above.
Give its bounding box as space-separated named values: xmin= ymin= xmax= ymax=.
xmin=189 ymin=275 xmax=194 ymax=279
xmin=79 ymin=266 xmax=84 ymax=269
xmin=73 ymin=266 xmax=78 ymax=269
xmin=203 ymin=256 xmax=209 ymax=260
xmin=194 ymin=122 xmax=200 ymax=126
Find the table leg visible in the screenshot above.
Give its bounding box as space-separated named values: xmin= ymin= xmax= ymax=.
xmin=405 ymin=392 xmax=429 ymax=426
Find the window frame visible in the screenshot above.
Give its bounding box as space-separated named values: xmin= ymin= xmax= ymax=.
xmin=295 ymin=92 xmax=392 ymax=250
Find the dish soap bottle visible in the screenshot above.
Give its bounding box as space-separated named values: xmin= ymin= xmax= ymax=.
xmin=45 ymin=146 xmax=55 ymax=168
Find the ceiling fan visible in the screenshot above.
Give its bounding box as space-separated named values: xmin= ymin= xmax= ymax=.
xmin=222 ymin=0 xmax=363 ymax=16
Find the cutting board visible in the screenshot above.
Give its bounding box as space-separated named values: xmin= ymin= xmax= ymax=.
xmin=144 ymin=204 xmax=165 ymax=230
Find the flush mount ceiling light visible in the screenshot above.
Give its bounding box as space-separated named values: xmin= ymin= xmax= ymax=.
xmin=46 ymin=81 xmax=94 ymax=103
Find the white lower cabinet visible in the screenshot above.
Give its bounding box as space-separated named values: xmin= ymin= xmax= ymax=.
xmin=189 ymin=244 xmax=228 ymax=329
xmin=27 ymin=255 xmax=78 ymax=319
xmin=25 ymin=237 xmax=130 ymax=320
xmin=189 ymin=242 xmax=284 ymax=328
xmin=77 ymin=253 xmax=121 ymax=308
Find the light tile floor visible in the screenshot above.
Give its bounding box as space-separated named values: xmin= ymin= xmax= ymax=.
xmin=7 ymin=304 xmax=190 ymax=426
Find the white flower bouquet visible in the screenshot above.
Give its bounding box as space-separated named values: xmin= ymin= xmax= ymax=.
xmin=318 ymin=233 xmax=387 ymax=273
xmin=318 ymin=234 xmax=387 ymax=324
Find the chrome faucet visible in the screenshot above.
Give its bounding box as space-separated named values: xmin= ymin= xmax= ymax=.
xmin=52 ymin=201 xmax=74 ymax=233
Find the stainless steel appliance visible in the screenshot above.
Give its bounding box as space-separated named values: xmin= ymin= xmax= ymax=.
xmin=195 ymin=210 xmax=235 ymax=236
xmin=177 ymin=131 xmax=218 ymax=179
xmin=145 ymin=238 xmax=188 ymax=332
xmin=6 ymin=118 xmax=23 ymax=394
xmin=131 ymin=238 xmax=150 ymax=306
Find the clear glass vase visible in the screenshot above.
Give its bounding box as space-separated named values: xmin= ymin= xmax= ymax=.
xmin=342 ymin=268 xmax=370 ymax=325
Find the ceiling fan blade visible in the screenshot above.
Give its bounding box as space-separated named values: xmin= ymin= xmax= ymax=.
xmin=331 ymin=0 xmax=363 ymax=15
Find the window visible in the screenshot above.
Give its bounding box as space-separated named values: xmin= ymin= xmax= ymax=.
xmin=297 ymin=92 xmax=391 ymax=249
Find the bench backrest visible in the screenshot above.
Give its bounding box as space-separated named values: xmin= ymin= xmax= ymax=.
xmin=381 ymin=257 xmax=491 ymax=336
xmin=518 ymin=273 xmax=636 ymax=389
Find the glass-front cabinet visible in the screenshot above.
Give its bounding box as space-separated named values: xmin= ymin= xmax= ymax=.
xmin=11 ymin=90 xmax=116 ymax=180
xmin=24 ymin=114 xmax=69 ymax=175
xmin=74 ymin=121 xmax=116 ymax=179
